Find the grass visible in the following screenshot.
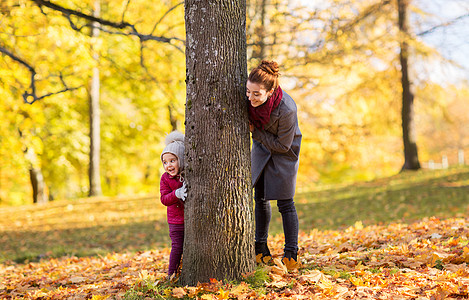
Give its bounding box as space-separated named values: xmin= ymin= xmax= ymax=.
xmin=1 ymin=166 xmax=468 ymax=264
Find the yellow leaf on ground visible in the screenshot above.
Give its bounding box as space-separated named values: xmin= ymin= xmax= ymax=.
xmin=349 ymin=276 xmax=364 ymax=286
xmin=317 ymin=276 xmax=334 ymax=293
xmin=172 ymin=287 xmax=187 ymax=299
xmin=298 ymin=270 xmax=325 ymax=284
xmin=282 ymin=257 xmax=301 ymax=270
xmin=218 ymin=288 xmax=230 ymax=299
xmin=90 ymin=296 xmax=110 ymax=300
xmin=230 ymin=282 xmax=249 ymax=296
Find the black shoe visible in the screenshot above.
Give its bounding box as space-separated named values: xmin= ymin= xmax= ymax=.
xmin=255 ymin=242 xmax=272 ymax=264
xmin=255 ymin=242 xmax=271 ymax=256
xmin=283 ymin=250 xmax=297 ymax=262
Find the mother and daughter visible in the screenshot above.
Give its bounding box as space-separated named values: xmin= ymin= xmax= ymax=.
xmin=159 ymin=60 xmax=302 ymax=277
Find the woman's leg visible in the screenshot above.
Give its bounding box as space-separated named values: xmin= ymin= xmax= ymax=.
xmin=168 ymin=223 xmax=185 ymax=276
xmin=277 ymin=199 xmax=299 ymax=260
xmin=255 ymin=172 xmax=271 ymax=257
xmin=255 ymin=171 xmax=271 ymax=244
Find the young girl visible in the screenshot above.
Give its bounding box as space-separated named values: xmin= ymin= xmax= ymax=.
xmin=247 ymin=60 xmax=302 ymax=263
xmin=160 ymin=130 xmax=187 ymax=277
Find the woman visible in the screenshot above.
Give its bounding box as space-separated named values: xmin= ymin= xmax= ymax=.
xmin=247 ymin=60 xmax=302 ymax=262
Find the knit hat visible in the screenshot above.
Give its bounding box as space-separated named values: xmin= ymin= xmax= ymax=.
xmin=161 ymin=131 xmax=185 ymax=170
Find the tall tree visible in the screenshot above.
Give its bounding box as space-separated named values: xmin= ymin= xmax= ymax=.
xmin=398 ymin=0 xmax=420 ymax=170
xmin=181 ymin=0 xmax=255 ymax=285
xmin=89 ymin=0 xmax=103 ymax=196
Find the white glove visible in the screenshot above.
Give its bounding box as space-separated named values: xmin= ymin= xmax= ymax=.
xmin=175 ymin=182 xmax=187 ymax=202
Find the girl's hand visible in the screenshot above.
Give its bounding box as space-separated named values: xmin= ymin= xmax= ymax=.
xmin=249 ymin=123 xmax=254 ymax=132
xmin=175 ymin=182 xmax=187 ymax=201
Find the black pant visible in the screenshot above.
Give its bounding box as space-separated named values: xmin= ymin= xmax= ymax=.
xmin=254 ymin=171 xmax=299 ymax=253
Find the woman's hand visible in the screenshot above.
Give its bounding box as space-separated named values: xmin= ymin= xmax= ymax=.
xmin=249 ymin=123 xmax=254 ymax=132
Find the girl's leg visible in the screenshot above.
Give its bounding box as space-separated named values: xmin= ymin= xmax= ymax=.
xmin=277 ymin=199 xmax=299 ymax=260
xmin=168 ymin=223 xmax=185 ymax=276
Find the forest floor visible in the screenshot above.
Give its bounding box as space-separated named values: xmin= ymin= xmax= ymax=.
xmin=1 ymin=166 xmax=469 ymax=299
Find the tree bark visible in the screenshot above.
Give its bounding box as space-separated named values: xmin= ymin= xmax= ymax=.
xmin=89 ymin=0 xmax=103 ymax=196
xmin=398 ymin=0 xmax=420 ymax=170
xmin=30 ymin=167 xmax=47 ymax=204
xmin=253 ymin=0 xmax=267 ymax=61
xmin=181 ymin=0 xmax=255 ymax=285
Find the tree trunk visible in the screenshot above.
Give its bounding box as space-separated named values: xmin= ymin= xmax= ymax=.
xmin=89 ymin=0 xmax=103 ymax=196
xmin=24 ymin=145 xmax=47 ymax=204
xmin=253 ymin=0 xmax=267 ymax=61
xmin=30 ymin=167 xmax=47 ymax=204
xmin=181 ymin=0 xmax=255 ymax=285
xmin=398 ymin=0 xmax=420 ymax=170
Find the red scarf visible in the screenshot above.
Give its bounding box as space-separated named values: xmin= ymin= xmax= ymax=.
xmin=248 ymin=86 xmax=283 ymax=130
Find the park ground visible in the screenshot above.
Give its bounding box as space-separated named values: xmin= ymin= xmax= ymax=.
xmin=1 ymin=166 xmax=469 ymax=299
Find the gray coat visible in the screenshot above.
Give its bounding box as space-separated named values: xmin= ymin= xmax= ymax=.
xmin=251 ymin=91 xmax=302 ymax=200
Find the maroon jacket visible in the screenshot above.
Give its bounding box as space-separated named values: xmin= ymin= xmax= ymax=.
xmin=160 ymin=172 xmax=184 ymax=224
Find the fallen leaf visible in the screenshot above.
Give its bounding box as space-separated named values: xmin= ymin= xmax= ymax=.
xmin=172 ymin=287 xmax=186 ymax=298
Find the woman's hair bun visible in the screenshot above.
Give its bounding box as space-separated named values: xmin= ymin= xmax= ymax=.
xmin=259 ymin=60 xmax=280 ymax=77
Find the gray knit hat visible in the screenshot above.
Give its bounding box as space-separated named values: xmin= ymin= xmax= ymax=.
xmin=161 ymin=131 xmax=185 ymax=170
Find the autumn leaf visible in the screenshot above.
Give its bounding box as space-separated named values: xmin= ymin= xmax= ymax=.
xmin=282 ymin=257 xmax=301 ymax=270
xmin=186 ymin=286 xmax=200 ymax=298
xmin=172 ymin=287 xmax=187 ymax=299
xmin=200 ymin=294 xmax=215 ymax=300
xmin=90 ymin=295 xmax=110 ymax=300
xmin=298 ymin=270 xmax=325 ymax=284
xmin=349 ymin=276 xmax=365 ymax=286
xmin=138 ymin=270 xmax=155 ymax=281
xmin=317 ymin=276 xmax=334 ymax=294
xmin=230 ymin=282 xmax=249 ymax=296
xmin=271 ymin=258 xmax=288 ymax=275
xmin=218 ymin=288 xmax=230 ymax=299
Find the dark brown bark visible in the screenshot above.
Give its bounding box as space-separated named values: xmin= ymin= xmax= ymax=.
xmin=30 ymin=167 xmax=47 ymax=204
xmin=398 ymin=0 xmax=420 ymax=170
xmin=181 ymin=0 xmax=255 ymax=285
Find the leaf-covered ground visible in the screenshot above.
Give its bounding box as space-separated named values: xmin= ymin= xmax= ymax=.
xmin=1 ymin=167 xmax=469 ymax=299
xmin=2 ymin=216 xmax=469 ymax=299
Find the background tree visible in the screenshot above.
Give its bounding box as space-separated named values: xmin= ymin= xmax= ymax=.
xmin=1 ymin=0 xmax=467 ymax=205
xmin=398 ymin=0 xmax=420 ymax=170
xmin=181 ymin=0 xmax=255 ymax=285
xmin=0 ymin=0 xmax=185 ymax=204
xmin=89 ymin=0 xmax=103 ymax=196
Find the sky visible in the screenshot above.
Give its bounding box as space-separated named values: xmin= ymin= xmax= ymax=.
xmin=298 ymin=0 xmax=469 ymax=83
xmin=413 ymin=0 xmax=469 ymax=82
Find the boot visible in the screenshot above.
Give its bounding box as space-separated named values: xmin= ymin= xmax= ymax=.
xmin=255 ymin=242 xmax=272 ymax=264
xmin=283 ymin=250 xmax=297 ymax=262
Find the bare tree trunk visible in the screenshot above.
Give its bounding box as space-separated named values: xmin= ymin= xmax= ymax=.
xmin=181 ymin=0 xmax=255 ymax=285
xmin=89 ymin=0 xmax=103 ymax=196
xmin=30 ymin=167 xmax=47 ymax=204
xmin=253 ymin=0 xmax=267 ymax=60
xmin=398 ymin=0 xmax=420 ymax=170
xmin=168 ymin=103 xmax=178 ymax=131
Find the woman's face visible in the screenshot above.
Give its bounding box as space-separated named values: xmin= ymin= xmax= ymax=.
xmin=246 ymin=81 xmax=273 ymax=107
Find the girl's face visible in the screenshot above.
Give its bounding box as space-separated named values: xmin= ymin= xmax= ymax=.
xmin=246 ymin=81 xmax=273 ymax=107
xmin=162 ymin=153 xmax=180 ymax=177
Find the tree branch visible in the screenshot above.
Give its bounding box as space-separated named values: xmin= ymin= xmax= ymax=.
xmin=0 ymin=46 xmax=35 ymax=73
xmin=150 ymin=1 xmax=184 ymax=35
xmin=30 ymin=0 xmax=185 ymax=50
xmin=31 ymin=0 xmax=132 ymax=29
xmin=417 ymin=13 xmax=469 ymax=36
xmin=0 ymin=45 xmax=81 ymax=104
